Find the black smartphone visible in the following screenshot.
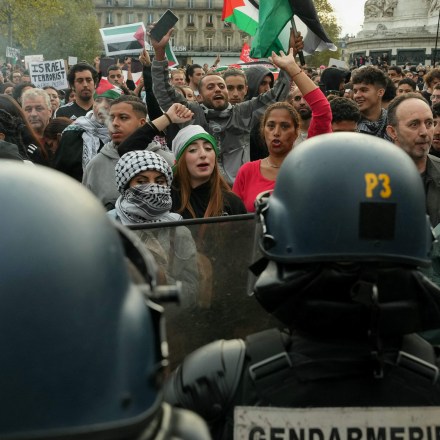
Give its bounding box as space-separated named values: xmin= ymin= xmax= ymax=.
xmin=150 ymin=10 xmax=179 ymax=42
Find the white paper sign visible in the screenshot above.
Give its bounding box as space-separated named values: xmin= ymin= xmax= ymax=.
xmin=328 ymin=57 xmax=348 ymax=69
xmin=234 ymin=406 xmax=440 ymax=440
xmin=68 ymin=56 xmax=78 ymax=66
xmin=6 ymin=47 xmax=20 ymax=59
xmin=29 ymin=59 xmax=68 ymax=89
xmin=24 ymin=55 xmax=44 ymax=70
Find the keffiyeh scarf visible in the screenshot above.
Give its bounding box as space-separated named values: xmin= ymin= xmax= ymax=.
xmin=115 ymin=183 xmax=180 ymax=224
xmin=63 ymin=110 xmax=110 ymax=169
xmin=357 ymin=108 xmax=392 ymax=141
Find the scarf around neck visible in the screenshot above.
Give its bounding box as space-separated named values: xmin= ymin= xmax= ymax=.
xmin=115 ymin=183 xmax=182 ymax=225
xmin=199 ymin=103 xmax=233 ymax=120
xmin=357 ymin=108 xmax=391 ymax=141
xmin=64 ymin=110 xmax=110 ymax=169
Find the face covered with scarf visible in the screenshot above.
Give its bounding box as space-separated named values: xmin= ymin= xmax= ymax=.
xmin=114 ymin=150 xmax=181 ymax=224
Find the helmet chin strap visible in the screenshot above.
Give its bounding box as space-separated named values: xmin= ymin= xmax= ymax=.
xmin=351 ymin=271 xmax=384 ymax=378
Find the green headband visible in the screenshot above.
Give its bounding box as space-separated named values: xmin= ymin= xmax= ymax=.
xmin=175 ymin=132 xmax=219 ymax=162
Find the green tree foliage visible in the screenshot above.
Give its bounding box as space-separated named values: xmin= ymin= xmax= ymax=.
xmin=34 ymin=0 xmax=101 ymax=63
xmin=0 ymin=0 xmax=64 ymax=47
xmin=305 ymin=0 xmax=342 ymax=68
xmin=0 ymin=0 xmax=101 ymax=64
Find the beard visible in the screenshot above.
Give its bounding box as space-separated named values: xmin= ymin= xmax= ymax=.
xmin=298 ymin=107 xmax=312 ymax=120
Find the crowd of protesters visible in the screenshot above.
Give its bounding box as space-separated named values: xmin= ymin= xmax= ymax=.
xmin=2 ymin=30 xmax=440 ymax=227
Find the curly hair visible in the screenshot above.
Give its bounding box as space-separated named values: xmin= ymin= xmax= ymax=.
xmin=330 ymin=97 xmax=361 ymax=123
xmin=0 ymin=109 xmax=27 ymax=155
xmin=424 ymin=68 xmax=440 ymax=88
xmin=351 ymin=66 xmax=387 ymax=89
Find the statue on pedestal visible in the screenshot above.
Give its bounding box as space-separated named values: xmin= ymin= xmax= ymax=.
xmin=384 ymin=0 xmax=398 ymax=16
xmin=429 ymin=0 xmax=440 ymax=15
xmin=364 ymin=0 xmax=398 ymax=18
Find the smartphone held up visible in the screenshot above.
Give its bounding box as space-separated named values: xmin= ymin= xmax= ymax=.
xmin=149 ymin=9 xmax=179 ymax=42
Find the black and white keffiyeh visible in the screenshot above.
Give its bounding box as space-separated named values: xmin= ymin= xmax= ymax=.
xmin=115 ymin=183 xmax=181 ymax=224
xmin=63 ymin=110 xmax=110 ymax=170
xmin=114 ymin=150 xmax=181 ymax=224
xmin=357 ymin=108 xmax=392 ymax=141
xmin=115 ymin=150 xmax=173 ymax=193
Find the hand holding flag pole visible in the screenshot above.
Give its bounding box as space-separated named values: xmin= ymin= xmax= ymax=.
xmin=291 ymin=17 xmax=305 ymax=66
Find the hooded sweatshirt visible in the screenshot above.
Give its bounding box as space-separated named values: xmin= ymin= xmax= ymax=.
xmin=245 ymin=66 xmax=275 ymax=161
xmin=245 ymin=65 xmax=274 ymax=100
xmin=82 ymin=141 xmax=120 ymax=210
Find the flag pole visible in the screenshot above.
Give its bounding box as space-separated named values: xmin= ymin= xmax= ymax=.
xmin=434 ymin=8 xmax=440 ymax=67
xmin=291 ymin=17 xmax=306 ymax=66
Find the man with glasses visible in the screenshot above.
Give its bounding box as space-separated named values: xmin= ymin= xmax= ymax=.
xmin=12 ymin=71 xmax=22 ymax=84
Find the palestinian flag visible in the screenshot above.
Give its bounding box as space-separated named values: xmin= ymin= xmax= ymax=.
xmin=100 ymin=23 xmax=146 ymax=57
xmin=222 ymin=0 xmax=286 ymax=58
xmin=250 ymin=0 xmax=337 ymax=59
xmin=165 ymin=44 xmax=179 ymax=68
xmin=222 ymin=0 xmax=259 ymax=36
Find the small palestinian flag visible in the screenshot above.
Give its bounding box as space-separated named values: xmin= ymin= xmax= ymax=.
xmin=165 ymin=44 xmax=178 ymax=68
xmin=100 ymin=23 xmax=146 ymax=57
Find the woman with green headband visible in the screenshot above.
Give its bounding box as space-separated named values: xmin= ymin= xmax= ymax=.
xmin=171 ymin=125 xmax=246 ymax=218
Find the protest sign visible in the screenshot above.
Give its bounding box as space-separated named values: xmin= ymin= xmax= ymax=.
xmin=6 ymin=47 xmax=20 ymax=60
xmin=328 ymin=57 xmax=348 ymax=69
xmin=68 ymin=56 xmax=78 ymax=66
xmin=100 ymin=22 xmax=146 ymax=56
xmin=24 ymin=55 xmax=44 ymax=70
xmin=29 ymin=59 xmax=68 ymax=89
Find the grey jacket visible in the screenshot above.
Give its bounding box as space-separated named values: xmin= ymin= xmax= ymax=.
xmin=82 ymin=141 xmax=120 ymax=210
xmin=152 ymin=59 xmax=290 ymax=183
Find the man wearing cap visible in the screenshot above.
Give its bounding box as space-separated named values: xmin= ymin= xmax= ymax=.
xmin=52 ymin=89 xmax=120 ymax=181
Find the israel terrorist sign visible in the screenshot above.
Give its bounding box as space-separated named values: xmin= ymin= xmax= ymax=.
xmin=234 ymin=406 xmax=440 ymax=440
xmin=29 ymin=59 xmax=68 ymax=89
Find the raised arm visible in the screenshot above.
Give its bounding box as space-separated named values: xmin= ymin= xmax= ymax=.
xmin=117 ymin=103 xmax=193 ymax=156
xmin=149 ymin=27 xmax=186 ymax=111
xmin=272 ymin=49 xmax=331 ymax=137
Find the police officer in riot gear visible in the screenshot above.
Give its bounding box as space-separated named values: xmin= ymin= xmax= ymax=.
xmin=0 ymin=163 xmax=210 ymax=440
xmin=164 ymin=133 xmax=440 ymax=439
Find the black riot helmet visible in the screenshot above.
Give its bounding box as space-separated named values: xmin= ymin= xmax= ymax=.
xmin=0 ymin=163 xmax=169 ymax=440
xmin=257 ymin=132 xmax=432 ymax=267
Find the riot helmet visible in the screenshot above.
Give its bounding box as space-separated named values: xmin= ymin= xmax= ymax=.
xmin=0 ymin=163 xmax=168 ymax=440
xmin=257 ymin=132 xmax=432 ymax=267
xmin=252 ymin=133 xmax=439 ymax=335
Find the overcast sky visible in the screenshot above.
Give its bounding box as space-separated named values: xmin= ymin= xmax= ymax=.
xmin=328 ymin=0 xmax=367 ymax=36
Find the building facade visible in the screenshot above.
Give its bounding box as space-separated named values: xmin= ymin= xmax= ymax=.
xmin=346 ymin=0 xmax=440 ymax=67
xmin=92 ymin=0 xmax=248 ymax=65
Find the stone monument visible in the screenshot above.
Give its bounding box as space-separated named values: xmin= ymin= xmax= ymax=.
xmin=346 ymin=0 xmax=440 ymax=66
